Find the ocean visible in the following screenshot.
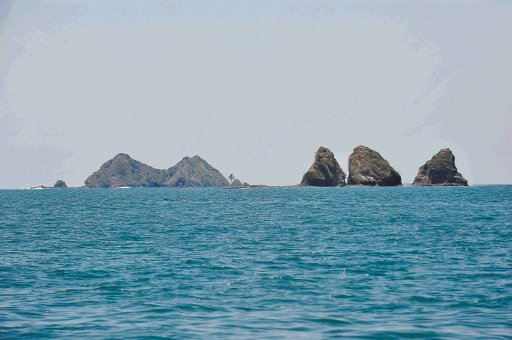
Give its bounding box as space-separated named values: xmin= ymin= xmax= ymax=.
xmin=1 ymin=186 xmax=511 ymax=338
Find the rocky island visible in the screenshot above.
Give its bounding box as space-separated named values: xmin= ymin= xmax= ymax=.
xmin=84 ymin=153 xmax=229 ymax=188
xmin=30 ymin=180 xmax=68 ymax=190
xmin=413 ymin=148 xmax=468 ymax=186
xmin=300 ymin=147 xmax=346 ymax=186
xmin=25 ymin=146 xmax=472 ymax=189
xmin=347 ymin=145 xmax=402 ymax=186
xmin=53 ymin=180 xmax=67 ymax=188
xmin=165 ymin=155 xmax=229 ymax=187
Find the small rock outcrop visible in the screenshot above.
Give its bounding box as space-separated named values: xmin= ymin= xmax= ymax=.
xmin=30 ymin=185 xmax=50 ymax=190
xmin=301 ymin=147 xmax=346 ymax=186
xmin=413 ymin=148 xmax=468 ymax=186
xmin=85 ymin=153 xmax=229 ymax=188
xmin=53 ymin=180 xmax=67 ymax=188
xmin=231 ymin=179 xmax=243 ymax=187
xmin=348 ymin=145 xmax=401 ymax=186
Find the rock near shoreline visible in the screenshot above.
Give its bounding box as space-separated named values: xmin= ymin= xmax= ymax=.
xmin=301 ymin=147 xmax=346 ymax=187
xmin=347 ymin=145 xmax=402 ymax=186
xmin=413 ymin=148 xmax=468 ymax=186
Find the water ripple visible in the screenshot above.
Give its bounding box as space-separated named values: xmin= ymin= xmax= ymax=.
xmin=0 ymin=186 xmax=511 ymax=338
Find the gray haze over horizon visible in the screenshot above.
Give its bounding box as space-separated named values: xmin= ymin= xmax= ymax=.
xmin=1 ymin=0 xmax=511 ymax=188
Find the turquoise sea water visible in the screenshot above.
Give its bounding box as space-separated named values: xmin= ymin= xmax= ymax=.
xmin=1 ymin=186 xmax=511 ymax=338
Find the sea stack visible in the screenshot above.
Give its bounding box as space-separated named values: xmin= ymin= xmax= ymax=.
xmin=348 ymin=145 xmax=401 ymax=186
xmin=413 ymin=148 xmax=468 ymax=186
xmin=53 ymin=180 xmax=67 ymax=188
xmin=301 ymin=146 xmax=346 ymax=186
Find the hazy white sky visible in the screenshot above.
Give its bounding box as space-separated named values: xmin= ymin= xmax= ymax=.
xmin=1 ymin=0 xmax=511 ymax=188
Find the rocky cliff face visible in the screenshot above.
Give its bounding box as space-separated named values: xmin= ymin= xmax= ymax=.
xmin=413 ymin=148 xmax=468 ymax=186
xmin=165 ymin=155 xmax=229 ymax=187
xmin=84 ymin=154 xmax=228 ymax=188
xmin=348 ymin=145 xmax=401 ymax=186
xmin=53 ymin=180 xmax=67 ymax=188
xmin=301 ymin=147 xmax=346 ymax=186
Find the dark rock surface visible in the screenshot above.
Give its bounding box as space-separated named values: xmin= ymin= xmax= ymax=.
xmin=348 ymin=145 xmax=402 ymax=186
xmin=53 ymin=180 xmax=67 ymax=188
xmin=300 ymin=147 xmax=346 ymax=186
xmin=85 ymin=154 xmax=228 ymax=188
xmin=413 ymin=148 xmax=468 ymax=186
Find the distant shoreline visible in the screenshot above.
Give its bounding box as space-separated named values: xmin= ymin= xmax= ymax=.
xmin=3 ymin=184 xmax=511 ymax=191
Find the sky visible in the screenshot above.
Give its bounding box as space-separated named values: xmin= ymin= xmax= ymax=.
xmin=1 ymin=0 xmax=511 ymax=188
